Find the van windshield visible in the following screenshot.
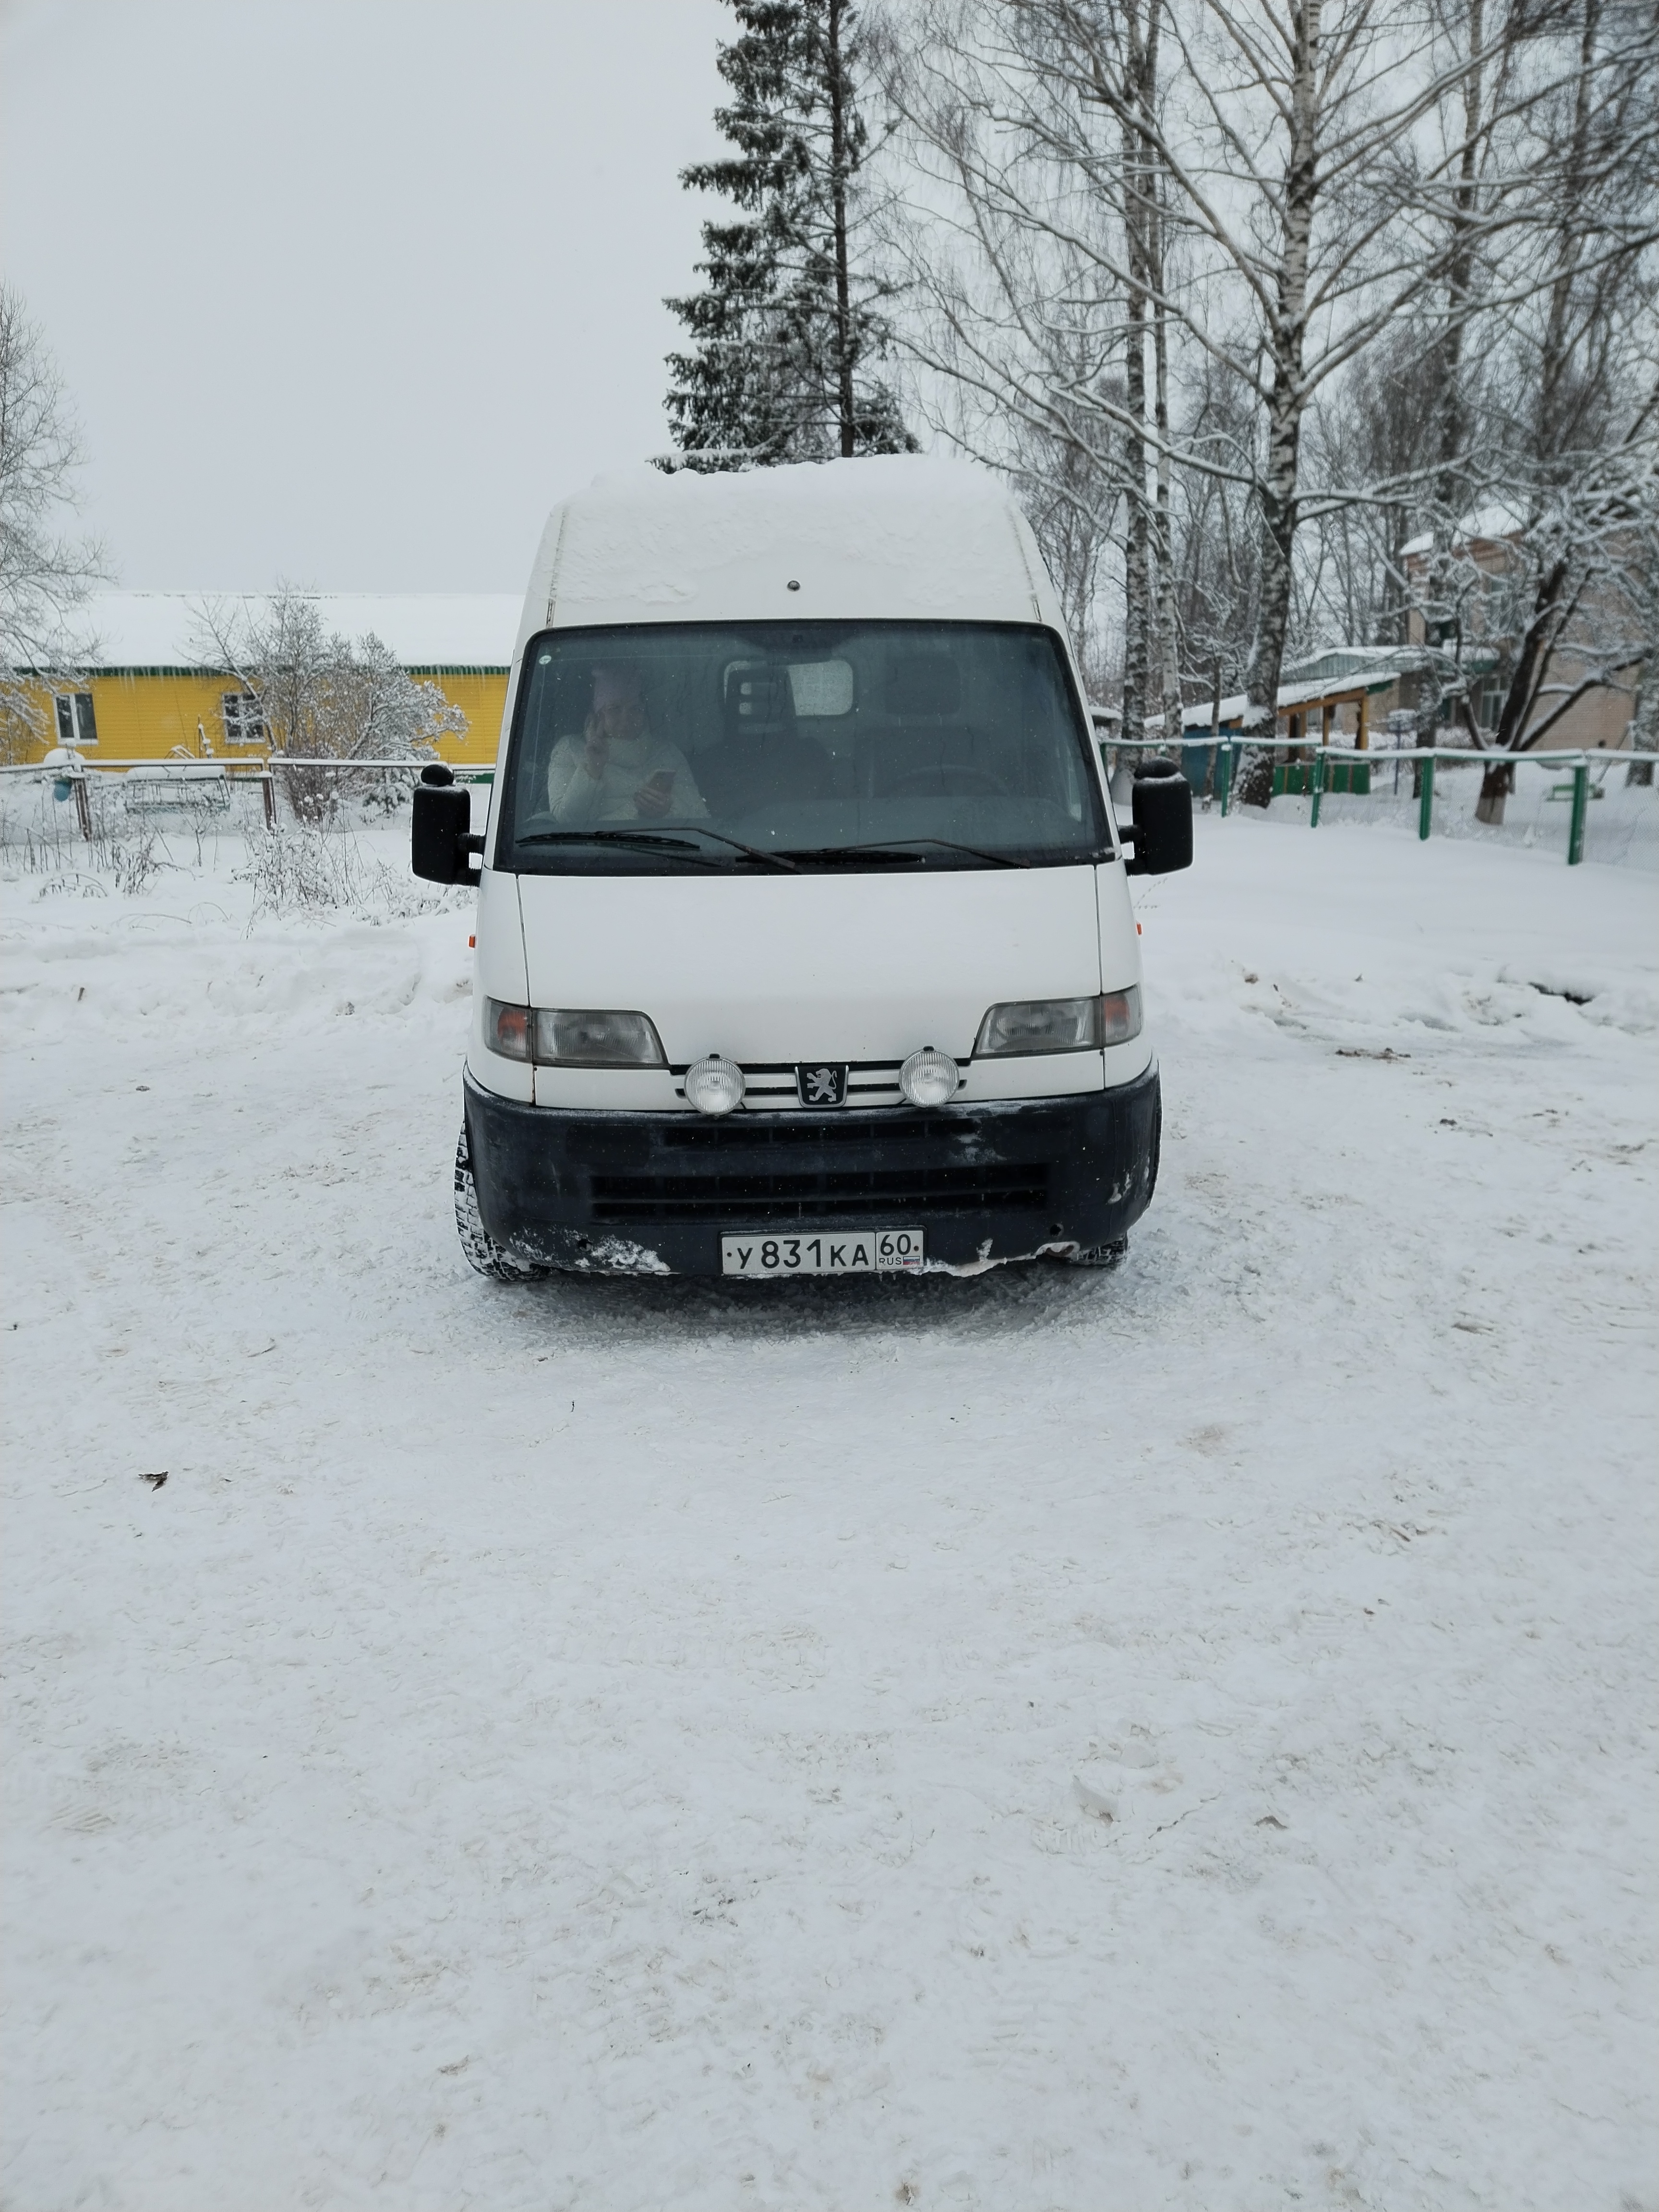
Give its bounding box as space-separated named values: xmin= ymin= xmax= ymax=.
xmin=499 ymin=621 xmax=1108 ymax=873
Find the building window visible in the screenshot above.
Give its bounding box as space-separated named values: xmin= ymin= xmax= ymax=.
xmin=221 ymin=691 xmax=267 ymax=746
xmin=54 ymin=692 xmax=98 ymax=746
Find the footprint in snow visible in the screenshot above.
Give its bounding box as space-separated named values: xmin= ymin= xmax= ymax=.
xmin=1072 ymin=1777 xmax=1117 ymax=1823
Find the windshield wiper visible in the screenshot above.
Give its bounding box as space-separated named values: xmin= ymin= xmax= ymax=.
xmin=678 ymin=826 xmax=799 ymax=871
xmin=518 ymin=828 xmax=796 ymax=871
xmin=778 ymin=838 xmax=1030 ymax=870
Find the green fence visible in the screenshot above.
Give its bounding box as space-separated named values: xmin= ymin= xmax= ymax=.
xmin=1106 ymin=738 xmax=1647 ymax=867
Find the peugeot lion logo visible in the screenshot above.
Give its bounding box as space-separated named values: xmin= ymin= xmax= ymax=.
xmin=797 ymin=1063 xmax=848 ymax=1107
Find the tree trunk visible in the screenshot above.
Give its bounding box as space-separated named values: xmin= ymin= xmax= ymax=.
xmin=1121 ymin=281 xmax=1150 ymax=751
xmin=1137 ymin=9 xmax=1183 ymax=749
xmin=1150 ymin=187 xmax=1183 ymax=747
xmin=1537 ymin=0 xmax=1602 ymax=465
xmin=828 ymin=0 xmax=857 ymax=457
xmin=1475 ymin=758 xmax=1513 ymax=822
xmin=1480 ymin=0 xmax=1602 ymax=760
xmin=1239 ymin=0 xmax=1322 ymax=807
xmin=1117 ymin=3 xmax=1154 ymax=751
xmin=1628 ymin=553 xmax=1658 ymax=783
xmin=1493 ymin=555 xmax=1570 ymax=754
xmin=1432 ymin=0 xmax=1485 ymax=516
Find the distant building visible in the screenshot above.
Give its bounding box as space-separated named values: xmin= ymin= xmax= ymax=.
xmin=15 ymin=592 xmax=520 ymax=766
xmin=1167 ymin=647 xmax=1480 ymax=748
xmin=1130 ymin=647 xmax=1502 ymax=799
xmin=1401 ymin=518 xmax=1639 ymax=752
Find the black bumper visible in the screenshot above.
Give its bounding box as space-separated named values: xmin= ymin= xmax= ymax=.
xmin=463 ymin=1063 xmax=1161 ymax=1277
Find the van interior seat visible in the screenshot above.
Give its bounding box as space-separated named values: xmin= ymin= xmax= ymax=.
xmin=859 ymin=650 xmax=1008 ymax=797
xmin=694 ymin=662 xmax=835 ymax=816
xmin=863 ymin=724 xmax=1004 ymax=799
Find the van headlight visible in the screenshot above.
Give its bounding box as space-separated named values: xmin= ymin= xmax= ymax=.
xmin=486 ymin=1001 xmax=665 ymax=1066
xmin=486 ymin=998 xmax=532 ymax=1060
xmin=684 ymin=1053 xmax=745 ymax=1115
xmin=532 ymin=1009 xmax=665 ymax=1067
xmin=899 ymin=1047 xmax=960 ymax=1106
xmin=974 ymin=987 xmax=1142 ymax=1057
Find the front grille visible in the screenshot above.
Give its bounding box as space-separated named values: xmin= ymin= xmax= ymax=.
xmin=660 ymin=1114 xmax=958 ymax=1153
xmin=670 ymin=1059 xmax=938 ymax=1109
xmin=589 ymin=1158 xmax=1047 ymax=1224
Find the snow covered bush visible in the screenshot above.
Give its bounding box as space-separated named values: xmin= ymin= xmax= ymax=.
xmin=192 ymin=591 xmax=468 ymax=822
xmin=236 ymin=822 xmax=467 ymax=925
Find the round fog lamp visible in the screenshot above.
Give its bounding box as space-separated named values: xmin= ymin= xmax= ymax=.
xmin=899 ymin=1047 xmax=958 ymax=1108
xmin=684 ymin=1053 xmax=745 ymax=1116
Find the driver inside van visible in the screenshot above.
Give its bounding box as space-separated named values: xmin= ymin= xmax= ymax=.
xmin=545 ymin=664 xmax=706 ymax=824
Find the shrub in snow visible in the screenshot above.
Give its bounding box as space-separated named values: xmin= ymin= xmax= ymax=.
xmin=236 ymin=822 xmax=468 ymax=925
xmin=191 ymin=591 xmax=468 ymax=822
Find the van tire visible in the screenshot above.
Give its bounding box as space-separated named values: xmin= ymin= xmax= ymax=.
xmin=455 ymin=1124 xmax=549 ymax=1281
xmin=1065 ymin=1238 xmax=1128 ymax=1269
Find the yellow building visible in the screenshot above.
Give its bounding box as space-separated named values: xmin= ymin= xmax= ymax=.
xmin=21 ymin=591 xmax=519 ymax=767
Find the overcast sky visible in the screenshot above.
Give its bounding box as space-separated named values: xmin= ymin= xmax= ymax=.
xmin=0 ymin=0 xmax=733 ymax=591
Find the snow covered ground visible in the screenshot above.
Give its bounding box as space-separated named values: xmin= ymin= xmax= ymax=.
xmin=3 ymin=811 xmax=1656 ymax=2212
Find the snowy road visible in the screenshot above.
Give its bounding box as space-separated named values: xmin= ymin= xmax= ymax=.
xmin=4 ymin=817 xmax=1656 ymax=2211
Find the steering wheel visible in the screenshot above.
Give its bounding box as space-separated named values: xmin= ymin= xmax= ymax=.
xmin=884 ymin=765 xmax=1010 ymax=799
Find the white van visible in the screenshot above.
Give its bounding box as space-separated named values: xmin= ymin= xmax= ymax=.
xmin=412 ymin=458 xmax=1191 ymax=1280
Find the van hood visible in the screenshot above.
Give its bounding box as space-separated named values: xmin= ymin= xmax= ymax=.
xmin=514 ymin=866 xmax=1104 ymax=1065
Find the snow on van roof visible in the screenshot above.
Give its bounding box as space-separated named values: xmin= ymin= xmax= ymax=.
xmin=526 ymin=457 xmax=1059 ymax=646
xmin=72 ymin=592 xmax=521 ymax=671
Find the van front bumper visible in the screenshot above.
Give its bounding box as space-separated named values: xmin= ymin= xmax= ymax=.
xmin=462 ymin=1063 xmax=1162 ymax=1276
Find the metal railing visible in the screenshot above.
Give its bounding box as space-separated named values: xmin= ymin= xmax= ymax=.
xmin=7 ymin=743 xmax=1648 ymax=870
xmin=1102 ymin=737 xmax=1647 ymax=865
xmin=0 ymin=753 xmax=493 ymax=839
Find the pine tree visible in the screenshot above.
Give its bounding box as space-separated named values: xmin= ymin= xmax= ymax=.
xmin=663 ymin=0 xmax=915 ymax=469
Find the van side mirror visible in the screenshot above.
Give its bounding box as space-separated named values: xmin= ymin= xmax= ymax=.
xmin=1123 ymin=757 xmax=1193 ymax=875
xmin=411 ymin=765 xmax=481 ymax=883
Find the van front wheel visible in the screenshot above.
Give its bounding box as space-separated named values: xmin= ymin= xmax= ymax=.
xmin=454 ymin=1125 xmax=549 ymax=1281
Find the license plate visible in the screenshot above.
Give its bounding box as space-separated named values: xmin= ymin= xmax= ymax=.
xmin=721 ymin=1228 xmax=925 ymax=1277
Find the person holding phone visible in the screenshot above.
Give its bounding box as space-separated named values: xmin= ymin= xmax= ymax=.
xmin=545 ymin=663 xmax=706 ymax=824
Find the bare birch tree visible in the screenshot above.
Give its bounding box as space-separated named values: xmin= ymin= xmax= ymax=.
xmin=1407 ymin=0 xmax=1659 ymax=817
xmin=0 ymin=288 xmax=106 ymax=763
xmin=881 ymin=0 xmax=1616 ymax=796
xmin=1009 ymin=399 xmax=1124 ymax=697
xmin=875 ymin=2 xmax=1166 ymax=738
